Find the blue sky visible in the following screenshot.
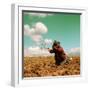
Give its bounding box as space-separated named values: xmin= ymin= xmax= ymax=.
xmin=23 ymin=12 xmax=80 ymax=51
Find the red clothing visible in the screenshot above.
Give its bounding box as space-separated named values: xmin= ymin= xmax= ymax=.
xmin=50 ymin=46 xmax=66 ymax=65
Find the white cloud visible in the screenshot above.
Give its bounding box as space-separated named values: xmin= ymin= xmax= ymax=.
xmin=35 ymin=22 xmax=48 ymax=34
xmin=70 ymin=47 xmax=80 ymax=53
xmin=31 ymin=34 xmax=42 ymax=42
xmin=24 ymin=22 xmax=48 ymax=44
xmin=68 ymin=47 xmax=80 ymax=56
xmin=24 ymin=22 xmax=48 ymax=35
xmin=24 ymin=48 xmax=31 ymax=57
xmin=24 ymin=22 xmax=53 ymax=49
xmin=24 ymin=47 xmax=54 ymax=57
xmin=28 ymin=46 xmax=40 ymax=50
xmin=44 ymin=39 xmax=53 ymax=45
xmin=25 ymin=12 xmax=53 ymax=18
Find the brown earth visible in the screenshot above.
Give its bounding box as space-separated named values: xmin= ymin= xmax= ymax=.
xmin=23 ymin=56 xmax=80 ymax=77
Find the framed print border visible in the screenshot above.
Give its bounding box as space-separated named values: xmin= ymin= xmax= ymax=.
xmin=11 ymin=3 xmax=87 ymax=87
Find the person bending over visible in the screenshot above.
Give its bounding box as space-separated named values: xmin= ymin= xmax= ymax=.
xmin=48 ymin=40 xmax=67 ymax=65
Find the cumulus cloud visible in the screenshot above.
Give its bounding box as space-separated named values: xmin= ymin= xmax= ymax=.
xmin=25 ymin=12 xmax=53 ymax=18
xmin=24 ymin=22 xmax=47 ymax=35
xmin=35 ymin=22 xmax=48 ymax=34
xmin=24 ymin=22 xmax=48 ymax=44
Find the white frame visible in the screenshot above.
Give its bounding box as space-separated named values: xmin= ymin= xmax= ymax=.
xmin=11 ymin=3 xmax=87 ymax=87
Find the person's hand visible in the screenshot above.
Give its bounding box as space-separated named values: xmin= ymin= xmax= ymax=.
xmin=47 ymin=48 xmax=51 ymax=52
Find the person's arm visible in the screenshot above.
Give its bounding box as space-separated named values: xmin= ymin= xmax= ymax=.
xmin=47 ymin=48 xmax=54 ymax=53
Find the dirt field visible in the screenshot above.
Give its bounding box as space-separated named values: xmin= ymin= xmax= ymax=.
xmin=24 ymin=56 xmax=80 ymax=77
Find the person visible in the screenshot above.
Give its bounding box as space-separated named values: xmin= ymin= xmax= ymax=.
xmin=48 ymin=40 xmax=67 ymax=65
